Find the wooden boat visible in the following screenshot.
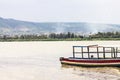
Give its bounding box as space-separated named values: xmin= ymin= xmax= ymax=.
xmin=60 ymin=45 xmax=120 ymax=67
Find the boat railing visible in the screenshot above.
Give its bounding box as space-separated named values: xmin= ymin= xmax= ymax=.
xmin=73 ymin=45 xmax=120 ymax=59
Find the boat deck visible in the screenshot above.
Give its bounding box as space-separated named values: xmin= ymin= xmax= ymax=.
xmin=68 ymin=57 xmax=120 ymax=60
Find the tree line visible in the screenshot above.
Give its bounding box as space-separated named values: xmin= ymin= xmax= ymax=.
xmin=0 ymin=31 xmax=120 ymax=41
xmin=91 ymin=32 xmax=120 ymax=38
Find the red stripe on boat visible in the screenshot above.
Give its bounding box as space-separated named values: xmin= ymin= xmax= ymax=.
xmin=61 ymin=58 xmax=120 ymax=63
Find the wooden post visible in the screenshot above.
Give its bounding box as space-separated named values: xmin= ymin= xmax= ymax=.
xmin=111 ymin=47 xmax=113 ymax=58
xmin=116 ymin=47 xmax=118 ymax=58
xmin=103 ymin=47 xmax=105 ymax=59
xmin=113 ymin=48 xmax=115 ymax=58
xmin=73 ymin=46 xmax=75 ymax=58
xmin=87 ymin=47 xmax=90 ymax=59
xmin=81 ymin=47 xmax=83 ymax=58
xmin=97 ymin=47 xmax=99 ymax=59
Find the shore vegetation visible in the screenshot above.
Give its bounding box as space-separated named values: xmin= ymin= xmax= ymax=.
xmin=1 ymin=32 xmax=120 ymax=41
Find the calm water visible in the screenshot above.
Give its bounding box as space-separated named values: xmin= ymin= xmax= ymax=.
xmin=0 ymin=41 xmax=120 ymax=80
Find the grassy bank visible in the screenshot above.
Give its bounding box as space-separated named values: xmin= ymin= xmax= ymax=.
xmin=1 ymin=38 xmax=120 ymax=42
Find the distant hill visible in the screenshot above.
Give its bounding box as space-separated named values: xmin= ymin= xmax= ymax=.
xmin=0 ymin=17 xmax=120 ymax=35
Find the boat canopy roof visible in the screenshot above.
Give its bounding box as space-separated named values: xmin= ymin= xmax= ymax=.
xmin=73 ymin=45 xmax=112 ymax=48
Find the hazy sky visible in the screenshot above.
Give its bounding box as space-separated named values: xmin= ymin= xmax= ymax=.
xmin=0 ymin=0 xmax=120 ymax=24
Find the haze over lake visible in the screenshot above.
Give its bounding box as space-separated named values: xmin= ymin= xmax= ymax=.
xmin=0 ymin=41 xmax=119 ymax=80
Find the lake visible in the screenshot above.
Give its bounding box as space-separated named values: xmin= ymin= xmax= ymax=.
xmin=0 ymin=41 xmax=120 ymax=80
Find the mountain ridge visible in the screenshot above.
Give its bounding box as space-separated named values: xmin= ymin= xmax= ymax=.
xmin=0 ymin=17 xmax=120 ymax=35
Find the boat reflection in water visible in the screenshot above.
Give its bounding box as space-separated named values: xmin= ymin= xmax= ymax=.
xmin=61 ymin=64 xmax=120 ymax=80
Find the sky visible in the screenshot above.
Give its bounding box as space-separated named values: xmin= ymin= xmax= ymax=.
xmin=0 ymin=0 xmax=120 ymax=24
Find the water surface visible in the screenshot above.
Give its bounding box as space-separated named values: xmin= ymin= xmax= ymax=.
xmin=0 ymin=41 xmax=120 ymax=80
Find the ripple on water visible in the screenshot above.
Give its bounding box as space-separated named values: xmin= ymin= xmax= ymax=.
xmin=61 ymin=64 xmax=120 ymax=80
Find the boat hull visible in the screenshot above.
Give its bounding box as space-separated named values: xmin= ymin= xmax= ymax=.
xmin=60 ymin=57 xmax=120 ymax=67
